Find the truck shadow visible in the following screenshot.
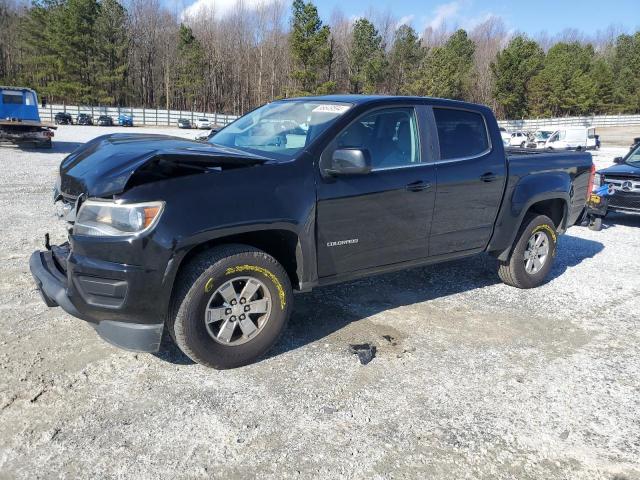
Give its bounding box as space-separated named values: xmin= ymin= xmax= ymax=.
xmin=153 ymin=233 xmax=604 ymax=367
xmin=602 ymin=213 xmax=640 ymax=229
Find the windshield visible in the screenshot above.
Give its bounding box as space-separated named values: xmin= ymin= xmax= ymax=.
xmin=209 ymin=100 xmax=353 ymax=159
xmin=535 ymin=130 xmax=553 ymax=141
xmin=626 ymin=144 xmax=640 ymax=166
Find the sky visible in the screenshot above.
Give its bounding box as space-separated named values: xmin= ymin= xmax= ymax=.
xmin=179 ymin=0 xmax=639 ymax=37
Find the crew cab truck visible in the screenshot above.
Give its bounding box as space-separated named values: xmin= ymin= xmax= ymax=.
xmin=0 ymin=86 xmax=54 ymax=148
xmin=30 ymin=96 xmax=593 ymax=369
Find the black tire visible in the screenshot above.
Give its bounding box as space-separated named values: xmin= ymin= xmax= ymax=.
xmin=588 ymin=216 xmax=602 ymax=231
xmin=169 ymin=244 xmax=292 ymax=369
xmin=520 ymin=141 xmax=526 ymax=148
xmin=498 ymin=215 xmax=557 ymax=289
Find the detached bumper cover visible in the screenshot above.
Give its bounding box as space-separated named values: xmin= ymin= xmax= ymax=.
xmin=29 ymin=250 xmax=163 ymax=352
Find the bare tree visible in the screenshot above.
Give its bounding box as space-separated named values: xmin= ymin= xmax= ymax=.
xmin=470 ymin=16 xmax=508 ymax=110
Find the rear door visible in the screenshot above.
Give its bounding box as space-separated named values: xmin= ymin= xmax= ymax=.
xmin=428 ymin=106 xmax=507 ymax=256
xmin=315 ymin=105 xmax=436 ymax=277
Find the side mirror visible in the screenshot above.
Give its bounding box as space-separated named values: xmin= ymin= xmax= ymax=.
xmin=613 ymin=156 xmax=624 ymax=164
xmin=327 ymin=148 xmax=372 ymax=176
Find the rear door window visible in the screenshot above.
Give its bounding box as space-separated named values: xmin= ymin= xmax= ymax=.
xmin=433 ymin=108 xmax=490 ymax=160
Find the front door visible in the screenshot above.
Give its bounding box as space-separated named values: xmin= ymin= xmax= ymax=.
xmin=316 ymin=106 xmax=436 ymax=278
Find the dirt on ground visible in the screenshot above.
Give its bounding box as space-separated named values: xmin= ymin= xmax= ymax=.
xmin=0 ymin=126 xmax=639 ymax=479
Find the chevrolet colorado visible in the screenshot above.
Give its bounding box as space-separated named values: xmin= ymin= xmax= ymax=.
xmin=30 ymin=96 xmax=594 ymax=369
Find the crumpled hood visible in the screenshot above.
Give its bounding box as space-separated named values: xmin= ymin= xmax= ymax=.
xmin=59 ymin=133 xmax=271 ymax=197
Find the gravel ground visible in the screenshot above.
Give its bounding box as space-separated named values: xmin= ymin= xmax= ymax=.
xmin=0 ymin=126 xmax=639 ymax=479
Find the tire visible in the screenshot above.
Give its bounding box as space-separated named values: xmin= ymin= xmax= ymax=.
xmin=520 ymin=141 xmax=526 ymax=148
xmin=498 ymin=215 xmax=557 ymax=289
xmin=588 ymin=216 xmax=602 ymax=231
xmin=169 ymin=244 xmax=292 ymax=369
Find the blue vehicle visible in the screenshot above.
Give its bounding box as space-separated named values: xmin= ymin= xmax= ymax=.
xmin=0 ymin=86 xmax=54 ymax=148
xmin=118 ymin=114 xmax=133 ymax=127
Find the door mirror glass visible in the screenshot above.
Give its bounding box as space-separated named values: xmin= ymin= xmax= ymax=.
xmin=328 ymin=148 xmax=372 ymax=176
xmin=613 ymin=156 xmax=624 ymax=164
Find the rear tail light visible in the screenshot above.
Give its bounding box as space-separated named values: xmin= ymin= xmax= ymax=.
xmin=586 ymin=164 xmax=596 ymax=197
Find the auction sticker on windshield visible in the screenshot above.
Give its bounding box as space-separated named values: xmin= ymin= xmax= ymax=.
xmin=312 ymin=104 xmax=351 ymax=114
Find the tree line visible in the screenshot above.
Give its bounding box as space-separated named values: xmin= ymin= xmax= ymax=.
xmin=1 ymin=0 xmax=639 ymax=119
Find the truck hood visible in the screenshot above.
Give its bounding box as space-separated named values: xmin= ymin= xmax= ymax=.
xmin=59 ymin=133 xmax=271 ymax=197
xmin=598 ymin=162 xmax=640 ymax=178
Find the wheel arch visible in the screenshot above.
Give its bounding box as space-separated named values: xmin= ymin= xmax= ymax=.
xmin=491 ymin=194 xmax=568 ymax=262
xmin=169 ymin=228 xmax=305 ymax=296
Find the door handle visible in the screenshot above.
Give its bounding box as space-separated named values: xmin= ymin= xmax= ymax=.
xmin=405 ymin=181 xmax=431 ymax=192
xmin=480 ymin=172 xmax=497 ymax=182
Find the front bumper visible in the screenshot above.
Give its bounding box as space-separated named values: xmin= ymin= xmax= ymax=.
xmin=29 ymin=249 xmax=164 ymax=352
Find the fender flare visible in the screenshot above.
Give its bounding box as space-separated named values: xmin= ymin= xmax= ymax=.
xmin=493 ymin=172 xmax=572 ymax=261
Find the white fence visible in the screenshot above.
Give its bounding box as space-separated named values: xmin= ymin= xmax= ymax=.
xmin=38 ymin=104 xmax=640 ymax=131
xmin=498 ymin=114 xmax=640 ymax=131
xmin=38 ymin=104 xmax=239 ymax=127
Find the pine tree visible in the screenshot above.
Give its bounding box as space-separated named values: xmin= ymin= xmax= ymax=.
xmin=387 ymin=24 xmax=423 ymax=95
xmin=93 ymin=0 xmax=128 ymax=105
xmin=289 ymin=0 xmax=331 ymax=94
xmin=611 ymin=32 xmax=640 ymax=113
xmin=528 ymin=42 xmax=596 ymax=116
xmin=349 ymin=18 xmax=385 ymax=94
xmin=491 ymin=36 xmax=543 ymax=119
xmin=175 ymin=24 xmax=205 ymax=110
xmin=410 ymin=29 xmax=474 ymax=100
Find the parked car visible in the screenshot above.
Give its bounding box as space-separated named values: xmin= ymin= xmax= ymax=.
xmin=30 ymin=95 xmax=593 ymax=369
xmin=545 ymin=126 xmax=589 ymax=150
xmin=118 ymin=114 xmax=133 ymax=127
xmin=97 ymin=115 xmax=113 ymax=126
xmin=178 ymin=118 xmax=192 ymax=129
xmin=194 ymin=117 xmax=211 ymax=129
xmin=76 ymin=113 xmax=93 ymax=126
xmin=54 ymin=112 xmax=73 ymax=125
xmin=195 ymin=126 xmax=222 ymax=141
xmin=509 ymin=131 xmax=529 ymax=148
xmin=590 ymin=142 xmax=640 ymax=223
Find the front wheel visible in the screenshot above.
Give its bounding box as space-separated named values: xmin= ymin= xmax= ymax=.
xmin=169 ymin=245 xmax=292 ymax=369
xmin=498 ymin=215 xmax=557 ymax=289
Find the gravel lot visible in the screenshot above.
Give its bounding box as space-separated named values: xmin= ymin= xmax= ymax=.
xmin=1 ymin=125 xmax=639 ymax=479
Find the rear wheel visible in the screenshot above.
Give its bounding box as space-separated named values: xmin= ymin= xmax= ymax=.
xmin=169 ymin=245 xmax=292 ymax=369
xmin=498 ymin=215 xmax=557 ymax=289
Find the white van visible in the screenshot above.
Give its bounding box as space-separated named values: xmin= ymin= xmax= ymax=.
xmin=587 ymin=127 xmax=598 ymax=150
xmin=545 ymin=126 xmax=588 ymax=150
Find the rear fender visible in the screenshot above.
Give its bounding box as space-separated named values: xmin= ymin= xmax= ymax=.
xmin=492 ymin=172 xmax=571 ymax=261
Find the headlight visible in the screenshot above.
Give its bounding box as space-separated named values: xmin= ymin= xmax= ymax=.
xmin=593 ymin=173 xmax=603 ymax=189
xmin=74 ymin=200 xmax=164 ymax=237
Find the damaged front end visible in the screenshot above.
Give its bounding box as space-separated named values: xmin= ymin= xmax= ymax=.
xmin=32 ymin=133 xmax=273 ymax=352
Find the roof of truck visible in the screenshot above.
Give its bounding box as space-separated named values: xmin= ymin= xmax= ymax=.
xmin=285 ymin=94 xmax=485 ymax=109
xmin=0 ymin=86 xmax=37 ymax=93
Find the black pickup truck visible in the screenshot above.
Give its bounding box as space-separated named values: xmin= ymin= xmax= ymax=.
xmin=30 ymin=96 xmax=594 ymax=369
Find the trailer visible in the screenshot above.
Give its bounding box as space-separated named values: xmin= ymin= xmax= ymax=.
xmin=0 ymin=86 xmax=55 ymax=148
